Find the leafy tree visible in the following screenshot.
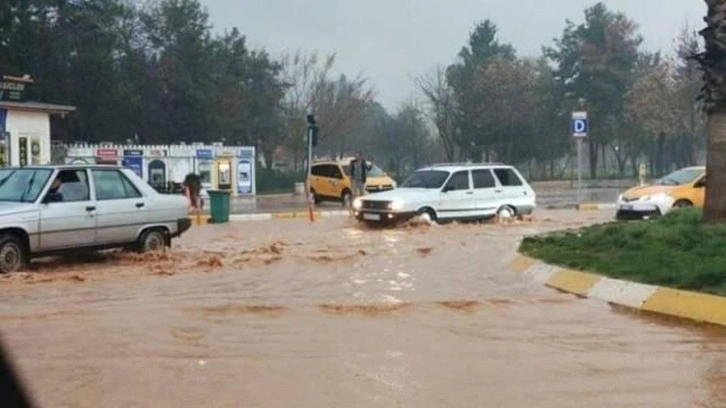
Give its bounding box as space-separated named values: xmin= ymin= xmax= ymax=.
xmin=545 ymin=2 xmax=642 ymax=177
xmin=694 ymin=0 xmax=726 ymax=222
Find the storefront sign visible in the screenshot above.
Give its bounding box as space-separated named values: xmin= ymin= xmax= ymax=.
xmin=18 ymin=137 xmax=28 ymax=166
xmin=0 ymin=75 xmax=30 ymax=102
xmin=238 ymin=147 xmax=254 ymax=160
xmin=123 ymin=149 xmax=143 ymax=178
xmin=149 ymin=149 xmax=167 ymax=157
xmin=196 ymin=149 xmax=214 ymax=159
xmin=30 ymin=137 xmax=40 ymax=164
xmin=237 ymin=161 xmax=252 ymax=195
xmin=96 ymin=148 xmax=118 ymax=164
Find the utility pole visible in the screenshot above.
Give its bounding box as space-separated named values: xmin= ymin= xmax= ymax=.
xmin=306 ymin=114 xmax=318 ymax=222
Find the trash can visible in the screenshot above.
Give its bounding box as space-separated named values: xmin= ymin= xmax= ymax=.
xmin=207 ymin=190 xmax=231 ymax=224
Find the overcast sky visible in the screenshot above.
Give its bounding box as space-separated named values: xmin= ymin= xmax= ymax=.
xmin=204 ymin=0 xmax=705 ymax=110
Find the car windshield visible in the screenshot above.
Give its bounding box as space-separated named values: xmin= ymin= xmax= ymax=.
xmin=655 ymin=168 xmax=703 ymax=186
xmin=342 ymin=162 xmax=385 ymax=177
xmin=400 ymin=170 xmax=450 ymax=189
xmin=0 ymin=168 xmax=53 ymax=203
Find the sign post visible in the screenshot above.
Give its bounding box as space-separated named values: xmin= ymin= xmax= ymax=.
xmin=571 ymin=111 xmax=588 ymax=205
xmin=306 ymin=114 xmax=318 ymax=223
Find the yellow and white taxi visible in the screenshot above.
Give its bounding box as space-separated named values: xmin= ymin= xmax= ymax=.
xmin=616 ymin=166 xmax=705 ymax=220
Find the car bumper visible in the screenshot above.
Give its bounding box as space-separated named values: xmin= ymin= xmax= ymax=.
xmin=174 ymin=217 xmax=192 ymax=237
xmin=615 ymin=201 xmax=668 ymax=219
xmin=354 ymin=210 xmax=416 ymax=224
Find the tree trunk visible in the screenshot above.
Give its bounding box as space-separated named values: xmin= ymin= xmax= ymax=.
xmin=588 ymin=142 xmax=598 ymax=179
xmin=704 ymin=109 xmax=726 ymax=222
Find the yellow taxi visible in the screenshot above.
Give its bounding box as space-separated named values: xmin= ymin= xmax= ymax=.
xmin=307 ymin=157 xmax=397 ymax=206
xmin=615 ymin=166 xmax=705 ymax=220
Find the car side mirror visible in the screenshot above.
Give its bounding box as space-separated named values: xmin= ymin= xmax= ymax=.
xmin=442 ymin=185 xmax=453 ymax=193
xmin=43 ymin=192 xmax=63 ymax=203
xmin=695 ymin=179 xmax=706 ymax=188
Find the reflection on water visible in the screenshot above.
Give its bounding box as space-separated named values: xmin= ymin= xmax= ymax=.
xmin=0 ymin=210 xmax=723 ymax=407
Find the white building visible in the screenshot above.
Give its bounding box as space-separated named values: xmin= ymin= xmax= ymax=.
xmin=64 ymin=143 xmax=257 ymax=196
xmin=0 ymin=75 xmax=75 ymax=166
xmin=0 ymin=101 xmax=75 ymax=167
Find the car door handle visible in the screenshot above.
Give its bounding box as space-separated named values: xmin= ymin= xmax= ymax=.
xmin=466 ymin=191 xmax=474 ymax=195
xmin=135 ymin=202 xmax=145 ymax=208
xmin=495 ymin=189 xmax=503 ymax=193
xmin=85 ymin=206 xmax=96 ymax=212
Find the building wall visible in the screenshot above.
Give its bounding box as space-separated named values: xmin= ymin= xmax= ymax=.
xmin=64 ymin=143 xmax=257 ymax=196
xmin=5 ymin=110 xmax=51 ymax=165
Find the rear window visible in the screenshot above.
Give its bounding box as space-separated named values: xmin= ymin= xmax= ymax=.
xmin=493 ymin=168 xmax=523 ymax=186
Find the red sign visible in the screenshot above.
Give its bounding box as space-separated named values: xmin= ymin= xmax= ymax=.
xmin=96 ymin=148 xmax=118 ymax=158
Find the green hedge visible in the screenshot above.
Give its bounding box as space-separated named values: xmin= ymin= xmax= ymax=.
xmin=256 ymin=168 xmax=304 ymax=194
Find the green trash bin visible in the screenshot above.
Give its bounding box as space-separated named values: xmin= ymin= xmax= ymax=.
xmin=207 ymin=190 xmax=231 ymax=224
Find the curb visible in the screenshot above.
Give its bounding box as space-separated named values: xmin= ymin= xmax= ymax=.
xmin=576 ymin=203 xmax=616 ymax=211
xmin=508 ymin=254 xmax=726 ymax=327
xmin=206 ymin=210 xmax=350 ymax=223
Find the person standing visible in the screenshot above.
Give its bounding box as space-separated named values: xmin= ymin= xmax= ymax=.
xmin=349 ymin=152 xmax=371 ymax=200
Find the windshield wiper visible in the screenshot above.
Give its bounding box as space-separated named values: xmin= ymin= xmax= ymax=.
xmin=0 ymin=171 xmax=15 ymax=188
xmin=19 ymin=172 xmax=38 ymax=202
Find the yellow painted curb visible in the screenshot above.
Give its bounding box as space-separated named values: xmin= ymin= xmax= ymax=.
xmin=271 ymin=212 xmax=313 ymax=219
xmin=576 ymin=203 xmax=600 ymax=210
xmin=641 ymin=287 xmax=726 ymax=326
xmin=508 ymin=255 xmax=536 ymax=274
xmin=545 ymin=269 xmax=601 ymax=297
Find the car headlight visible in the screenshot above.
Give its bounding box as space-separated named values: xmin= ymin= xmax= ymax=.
xmin=353 ymin=198 xmax=362 ymax=210
xmin=390 ymin=199 xmax=404 ymax=211
xmin=640 ymin=193 xmax=669 ymax=202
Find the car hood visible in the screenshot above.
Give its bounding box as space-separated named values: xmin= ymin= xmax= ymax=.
xmin=365 ymin=176 xmax=395 ymax=185
xmin=0 ymin=202 xmax=37 ymax=216
xmin=361 ymin=188 xmax=433 ymax=201
xmin=622 ymin=184 xmax=677 ymax=199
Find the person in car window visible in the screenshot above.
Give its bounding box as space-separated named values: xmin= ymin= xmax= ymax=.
xmin=349 ymin=152 xmax=371 ymax=199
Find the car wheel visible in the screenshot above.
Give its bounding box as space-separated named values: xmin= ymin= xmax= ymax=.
xmin=341 ymin=190 xmax=352 ymax=208
xmin=0 ymin=235 xmax=27 ymax=274
xmin=497 ymin=205 xmax=515 ymax=219
xmin=137 ymin=229 xmax=168 ymax=253
xmin=310 ymin=189 xmax=321 ymax=204
xmin=673 ymin=200 xmax=693 ymax=209
xmin=417 ymin=208 xmax=437 ymax=224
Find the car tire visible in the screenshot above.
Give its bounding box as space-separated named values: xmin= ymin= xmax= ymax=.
xmin=341 ymin=189 xmax=352 ymax=208
xmin=417 ymin=208 xmax=437 ymax=224
xmin=496 ymin=205 xmax=516 ymax=219
xmin=673 ymin=200 xmax=693 ymax=209
xmin=137 ymin=229 xmax=169 ymax=253
xmin=0 ymin=234 xmax=27 ymax=274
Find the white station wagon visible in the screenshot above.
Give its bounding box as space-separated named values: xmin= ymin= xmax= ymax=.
xmin=0 ymin=165 xmax=192 ymax=273
xmin=352 ymin=163 xmax=536 ymax=225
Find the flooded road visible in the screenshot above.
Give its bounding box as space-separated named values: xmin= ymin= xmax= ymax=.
xmin=1 ymin=210 xmax=725 ymax=407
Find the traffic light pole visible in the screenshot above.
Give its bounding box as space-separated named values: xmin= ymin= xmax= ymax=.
xmin=306 ymin=116 xmax=316 ymax=222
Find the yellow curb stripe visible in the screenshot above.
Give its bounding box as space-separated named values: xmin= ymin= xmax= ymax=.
xmin=271 ymin=212 xmax=311 ymax=219
xmin=577 ymin=203 xmax=599 ymax=211
xmin=641 ymin=287 xmax=726 ymax=326
xmin=545 ymin=269 xmax=601 ymax=297
xmin=508 ymin=255 xmax=536 ymax=274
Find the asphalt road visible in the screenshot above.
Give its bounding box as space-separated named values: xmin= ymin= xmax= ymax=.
xmin=0 ymin=209 xmax=723 ymax=407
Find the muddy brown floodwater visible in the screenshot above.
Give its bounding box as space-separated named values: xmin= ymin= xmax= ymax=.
xmin=1 ymin=209 xmax=725 ymax=408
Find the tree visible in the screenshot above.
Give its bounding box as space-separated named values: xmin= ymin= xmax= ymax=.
xmin=694 ymin=0 xmax=726 ymax=222
xmin=545 ymin=2 xmax=642 ymax=177
xmin=673 ymin=23 xmax=705 ymax=168
xmin=446 ymin=20 xmax=516 ymax=161
xmin=279 ymin=51 xmax=374 ymax=165
xmin=415 ymin=66 xmax=459 ymax=161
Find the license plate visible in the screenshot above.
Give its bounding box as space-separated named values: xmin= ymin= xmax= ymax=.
xmin=363 ymin=213 xmax=381 ymax=221
xmin=621 ymin=204 xmax=633 ymax=210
